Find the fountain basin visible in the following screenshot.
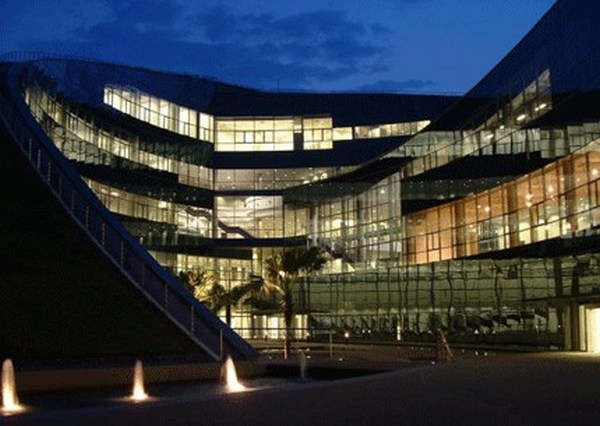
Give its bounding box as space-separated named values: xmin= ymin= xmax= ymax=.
xmin=2 ymin=357 xmax=416 ymax=418
xmin=10 ymin=361 xmax=267 ymax=393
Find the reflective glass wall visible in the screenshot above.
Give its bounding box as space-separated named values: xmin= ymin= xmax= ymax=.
xmin=29 ymin=76 xmax=600 ymax=271
xmin=403 ymin=140 xmax=600 ymax=264
xmin=22 ymin=59 xmax=600 ymax=346
xmin=304 ymin=253 xmax=600 ymax=346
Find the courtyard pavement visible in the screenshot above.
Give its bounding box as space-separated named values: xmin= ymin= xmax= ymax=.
xmin=3 ymin=345 xmax=600 ymax=425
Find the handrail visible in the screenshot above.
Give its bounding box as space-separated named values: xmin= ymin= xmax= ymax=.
xmin=184 ymin=207 xmax=256 ymax=239
xmin=0 ymin=63 xmax=257 ymax=361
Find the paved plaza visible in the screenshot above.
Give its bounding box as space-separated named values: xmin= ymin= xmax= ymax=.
xmin=4 ymin=346 xmax=600 ymax=425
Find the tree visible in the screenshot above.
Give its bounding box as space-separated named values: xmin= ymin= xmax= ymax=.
xmin=263 ymin=247 xmax=327 ymax=359
xmin=178 ymin=248 xmax=326 ymax=356
xmin=178 ymin=269 xmax=233 ymax=323
xmin=179 ymin=270 xmax=216 ymax=301
xmin=179 ymin=270 xmax=270 ymax=326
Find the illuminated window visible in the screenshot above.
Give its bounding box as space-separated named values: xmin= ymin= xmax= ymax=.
xmin=105 ymin=86 xmax=435 ymax=152
xmin=354 ymin=120 xmax=430 ymax=140
xmin=104 ymin=86 xmax=213 ymax=142
xmin=303 ymin=117 xmax=333 ymax=150
xmin=215 ymin=117 xmax=295 ymax=152
xmin=333 ymin=127 xmax=353 ymax=141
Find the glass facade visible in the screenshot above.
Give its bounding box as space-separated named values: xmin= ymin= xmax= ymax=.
xmin=402 ymin=141 xmax=600 ymax=264
xmin=104 ymin=86 xmax=429 ymax=152
xmin=305 ymin=253 xmax=600 ymax=344
xmin=353 ymin=120 xmax=430 ymax=140
xmin=25 ymin=65 xmax=600 ymax=347
xmin=16 ymin=0 xmax=600 ymax=349
xmin=104 ymin=85 xmax=213 ymax=141
xmin=396 ymin=70 xmax=555 ymax=178
xmin=25 ymin=70 xmax=600 ymax=346
xmin=214 ymin=167 xmax=354 ymax=191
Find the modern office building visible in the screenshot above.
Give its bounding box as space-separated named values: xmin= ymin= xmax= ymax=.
xmin=2 ymin=0 xmax=600 ymax=353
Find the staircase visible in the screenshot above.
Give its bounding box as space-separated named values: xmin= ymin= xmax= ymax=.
xmin=0 ymin=62 xmax=257 ymax=361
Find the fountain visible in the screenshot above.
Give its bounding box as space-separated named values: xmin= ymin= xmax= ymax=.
xmin=222 ymin=356 xmax=246 ymax=393
xmin=130 ymin=359 xmax=149 ymax=401
xmin=2 ymin=359 xmax=23 ymax=414
xmin=299 ymin=351 xmax=308 ymax=381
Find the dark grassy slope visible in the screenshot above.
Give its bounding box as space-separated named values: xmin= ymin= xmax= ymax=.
xmin=0 ymin=127 xmax=206 ymax=361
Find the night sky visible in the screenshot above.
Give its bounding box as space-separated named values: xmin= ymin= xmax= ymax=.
xmin=1 ymin=0 xmax=555 ymax=94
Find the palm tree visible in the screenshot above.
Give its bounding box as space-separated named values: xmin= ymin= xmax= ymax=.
xmin=179 ymin=269 xmax=234 ymax=321
xmin=263 ymin=246 xmax=327 ymax=359
xmin=179 ymin=269 xmax=224 ymax=309
xmin=221 ymin=274 xmax=272 ymax=324
xmin=179 ymin=270 xmax=271 ymax=326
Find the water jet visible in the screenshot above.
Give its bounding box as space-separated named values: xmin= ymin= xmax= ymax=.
xmin=222 ymin=356 xmax=246 ymax=393
xmin=2 ymin=359 xmax=24 ymax=414
xmin=130 ymin=359 xmax=149 ymax=401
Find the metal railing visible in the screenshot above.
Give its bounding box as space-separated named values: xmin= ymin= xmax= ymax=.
xmin=0 ymin=63 xmax=257 ymax=361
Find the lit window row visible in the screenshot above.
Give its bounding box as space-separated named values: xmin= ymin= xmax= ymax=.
xmin=86 ymin=179 xmax=304 ymax=241
xmin=400 ymin=70 xmax=553 ymax=178
xmin=403 ymin=139 xmax=600 ymax=264
xmin=103 ymin=86 xmax=429 ymax=152
xmin=214 ymin=116 xmax=334 ymax=152
xmin=27 ymin=81 xmax=357 ymax=191
xmin=215 ymin=117 xmax=295 ymax=151
xmin=352 ymin=121 xmax=431 ymax=140
xmin=104 ymin=86 xmax=214 ymax=141
xmin=214 ymin=167 xmax=354 ymax=190
xmin=310 ymin=138 xmax=600 ymax=271
xmin=397 ymin=122 xmax=599 ymax=172
xmin=27 ymin=83 xmax=211 ymax=189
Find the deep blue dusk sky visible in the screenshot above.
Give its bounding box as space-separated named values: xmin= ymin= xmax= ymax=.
xmin=0 ymin=0 xmax=555 ymax=94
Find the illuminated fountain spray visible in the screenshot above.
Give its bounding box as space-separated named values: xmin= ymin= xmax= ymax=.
xmin=130 ymin=360 xmax=148 ymax=401
xmin=2 ymin=359 xmax=23 ymax=414
xmin=222 ymin=356 xmax=246 ymax=393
